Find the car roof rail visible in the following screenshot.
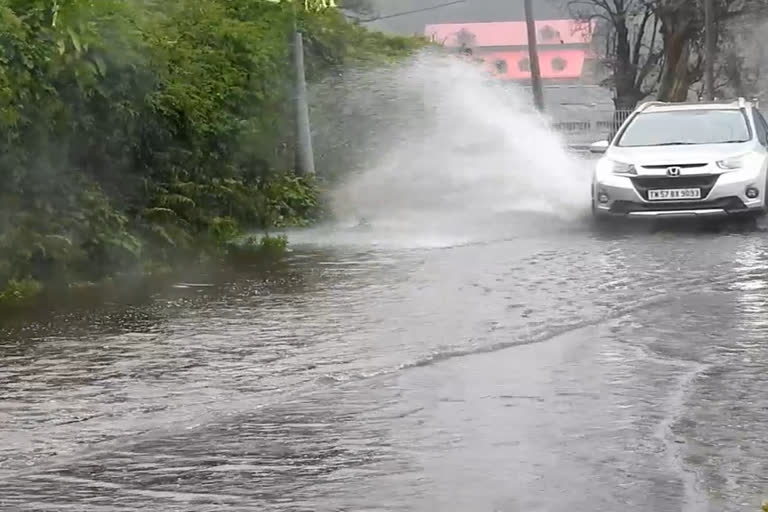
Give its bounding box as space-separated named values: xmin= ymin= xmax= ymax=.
xmin=635 ymin=100 xmax=667 ymax=112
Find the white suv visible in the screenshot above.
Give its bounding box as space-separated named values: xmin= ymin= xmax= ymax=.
xmin=590 ymin=98 xmax=768 ymax=219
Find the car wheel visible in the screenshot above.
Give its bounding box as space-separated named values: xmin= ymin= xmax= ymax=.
xmin=591 ymin=200 xmax=611 ymax=226
xmin=590 ymin=185 xmax=604 ymax=209
xmin=752 ymin=178 xmax=768 ymax=230
xmin=762 ymin=175 xmax=768 ymax=215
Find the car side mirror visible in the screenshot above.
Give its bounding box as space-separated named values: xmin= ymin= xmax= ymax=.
xmin=589 ymin=140 xmax=609 ymax=154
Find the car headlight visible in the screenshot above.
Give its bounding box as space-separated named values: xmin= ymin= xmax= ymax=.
xmin=716 ymin=155 xmax=745 ymax=170
xmin=609 ymin=159 xmax=637 ymax=176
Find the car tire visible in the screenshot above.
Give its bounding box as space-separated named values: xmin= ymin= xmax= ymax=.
xmin=748 ymin=178 xmax=768 ymax=223
xmin=591 ymin=200 xmax=611 ymax=226
xmin=590 ymin=184 xmax=613 ymax=225
xmin=761 ymin=175 xmax=768 ymax=216
xmin=749 ymin=182 xmax=768 ymax=229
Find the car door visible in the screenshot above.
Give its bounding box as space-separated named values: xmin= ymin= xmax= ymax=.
xmin=752 ymin=107 xmax=768 ymax=148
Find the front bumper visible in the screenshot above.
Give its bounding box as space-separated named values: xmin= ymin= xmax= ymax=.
xmin=593 ymin=171 xmax=765 ymax=218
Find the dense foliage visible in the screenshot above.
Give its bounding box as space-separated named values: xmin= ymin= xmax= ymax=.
xmin=0 ymin=0 xmax=425 ymax=304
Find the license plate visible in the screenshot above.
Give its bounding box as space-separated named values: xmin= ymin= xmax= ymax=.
xmin=648 ymin=188 xmax=701 ymax=200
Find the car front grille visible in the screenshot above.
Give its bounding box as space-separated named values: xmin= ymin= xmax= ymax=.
xmin=640 ymin=163 xmax=707 ymax=170
xmin=630 ymin=175 xmax=720 ymax=200
xmin=610 ymin=196 xmax=747 ymax=214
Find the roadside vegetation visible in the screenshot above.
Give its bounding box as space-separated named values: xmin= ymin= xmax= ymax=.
xmin=0 ymin=0 xmax=426 ymax=306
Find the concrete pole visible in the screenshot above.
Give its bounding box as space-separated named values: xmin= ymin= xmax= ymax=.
xmin=524 ymin=0 xmax=545 ymax=111
xmin=704 ymin=0 xmax=715 ymax=101
xmin=293 ymin=20 xmax=316 ymax=175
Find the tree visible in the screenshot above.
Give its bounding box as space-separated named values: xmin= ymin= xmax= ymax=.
xmin=655 ymin=0 xmax=767 ymax=101
xmin=0 ymin=0 xmax=426 ymax=303
xmin=654 ymin=0 xmax=713 ymax=102
xmin=564 ymin=0 xmax=761 ymax=106
xmin=704 ymin=1 xmax=768 ymax=100
xmin=566 ymin=0 xmax=663 ymax=110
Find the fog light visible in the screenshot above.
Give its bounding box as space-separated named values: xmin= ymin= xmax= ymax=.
xmin=597 ymin=192 xmax=610 ymax=204
xmin=746 ymin=187 xmax=759 ymax=199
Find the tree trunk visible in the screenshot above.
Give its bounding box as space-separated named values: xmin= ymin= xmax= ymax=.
xmin=656 ymin=5 xmax=696 ymax=102
xmin=723 ymin=50 xmax=745 ymax=97
xmin=608 ymin=95 xmax=637 ymax=140
xmin=613 ymin=17 xmax=634 ymax=105
xmin=657 ymin=28 xmax=692 ymax=102
xmin=609 ymin=15 xmax=643 ymax=135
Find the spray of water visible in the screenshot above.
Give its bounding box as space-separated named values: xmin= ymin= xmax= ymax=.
xmin=295 ymin=51 xmax=594 ymax=249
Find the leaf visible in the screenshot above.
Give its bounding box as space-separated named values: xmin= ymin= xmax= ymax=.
xmin=157 ymin=194 xmax=196 ymax=209
xmin=147 ymin=224 xmax=176 ymax=247
xmin=68 ymin=28 xmax=83 ymax=54
xmin=141 ymin=207 xmax=180 ymax=223
xmin=91 ymin=54 xmax=107 ymax=76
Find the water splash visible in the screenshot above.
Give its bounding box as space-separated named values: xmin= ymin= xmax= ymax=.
xmin=300 ymin=51 xmax=593 ymax=249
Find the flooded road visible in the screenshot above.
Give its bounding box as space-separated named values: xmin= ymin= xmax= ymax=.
xmin=2 ymin=215 xmax=768 ymax=511
xmin=2 ymin=50 xmax=768 ymax=511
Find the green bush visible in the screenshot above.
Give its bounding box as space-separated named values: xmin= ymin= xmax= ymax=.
xmin=0 ymin=0 xmax=426 ymax=299
xmin=0 ymin=278 xmax=43 ymax=307
xmin=226 ymin=233 xmax=289 ymax=264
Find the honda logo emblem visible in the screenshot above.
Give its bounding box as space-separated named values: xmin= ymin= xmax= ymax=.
xmin=666 ymin=166 xmax=682 ymax=177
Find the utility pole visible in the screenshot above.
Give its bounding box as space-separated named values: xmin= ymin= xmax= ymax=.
xmin=704 ymin=0 xmax=715 ymax=101
xmin=524 ymin=0 xmax=544 ymax=112
xmin=292 ymin=4 xmax=316 ymax=175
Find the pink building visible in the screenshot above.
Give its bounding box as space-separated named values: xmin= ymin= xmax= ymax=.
xmin=424 ymin=19 xmax=597 ymax=82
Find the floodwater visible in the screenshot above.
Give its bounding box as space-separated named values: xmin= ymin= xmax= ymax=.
xmin=2 ymin=53 xmax=768 ymax=510
xmin=2 ymin=216 xmax=768 ymax=511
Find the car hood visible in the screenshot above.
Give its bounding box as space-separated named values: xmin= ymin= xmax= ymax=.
xmin=606 ymin=142 xmax=754 ymax=166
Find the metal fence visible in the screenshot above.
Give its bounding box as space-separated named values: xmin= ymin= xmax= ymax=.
xmin=552 ymin=109 xmax=633 ymax=146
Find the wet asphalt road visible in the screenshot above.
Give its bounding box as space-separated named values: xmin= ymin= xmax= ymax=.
xmin=1 ymin=214 xmax=768 ymax=511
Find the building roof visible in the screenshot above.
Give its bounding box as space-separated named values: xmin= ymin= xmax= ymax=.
xmin=424 ymin=19 xmax=595 ymax=47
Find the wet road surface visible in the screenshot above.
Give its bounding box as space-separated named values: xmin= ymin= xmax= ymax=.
xmin=1 ymin=215 xmax=768 ymax=511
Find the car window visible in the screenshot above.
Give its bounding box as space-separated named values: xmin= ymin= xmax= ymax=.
xmin=753 ymin=108 xmax=768 ymax=146
xmin=616 ymin=109 xmax=752 ymax=147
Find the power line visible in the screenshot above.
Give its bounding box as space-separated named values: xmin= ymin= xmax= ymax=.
xmin=358 ymin=0 xmax=467 ymax=23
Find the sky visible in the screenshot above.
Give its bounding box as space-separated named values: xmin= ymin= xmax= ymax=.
xmin=365 ymin=0 xmax=572 ymax=35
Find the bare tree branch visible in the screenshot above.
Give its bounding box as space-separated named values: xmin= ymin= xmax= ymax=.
xmin=631 ymin=5 xmax=653 ymax=69
xmin=566 ymin=0 xmax=663 ymax=108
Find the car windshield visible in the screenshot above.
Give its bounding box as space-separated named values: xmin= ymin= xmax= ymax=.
xmin=616 ymin=109 xmax=751 ymax=147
